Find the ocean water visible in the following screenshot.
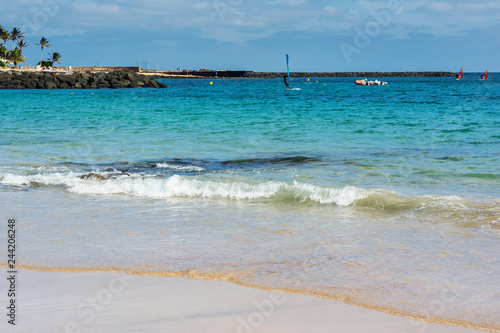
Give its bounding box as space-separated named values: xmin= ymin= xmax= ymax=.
xmin=1 ymin=74 xmax=499 ymax=331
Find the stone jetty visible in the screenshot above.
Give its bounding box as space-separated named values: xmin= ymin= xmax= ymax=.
xmin=0 ymin=70 xmax=168 ymax=89
xmin=154 ymin=70 xmax=456 ymax=79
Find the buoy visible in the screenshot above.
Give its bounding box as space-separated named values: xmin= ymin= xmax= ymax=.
xmin=210 ymin=82 xmax=213 ymax=85
xmin=307 ymin=79 xmax=310 ymax=81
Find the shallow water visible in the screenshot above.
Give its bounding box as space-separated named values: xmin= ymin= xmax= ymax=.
xmin=1 ymin=74 xmax=499 ymax=331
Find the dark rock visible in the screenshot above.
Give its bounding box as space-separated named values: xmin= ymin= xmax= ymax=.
xmin=25 ymin=79 xmax=38 ymax=89
xmin=110 ymin=77 xmax=122 ymax=85
xmin=58 ymin=74 xmax=76 ymax=85
xmin=80 ymin=173 xmax=107 ymax=180
xmin=93 ymin=76 xmax=106 ymax=85
xmin=0 ymin=70 xmax=166 ymax=89
xmin=46 ymin=81 xmax=57 ymax=89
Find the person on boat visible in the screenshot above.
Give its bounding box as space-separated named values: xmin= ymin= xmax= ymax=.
xmin=283 ymin=75 xmax=290 ymax=89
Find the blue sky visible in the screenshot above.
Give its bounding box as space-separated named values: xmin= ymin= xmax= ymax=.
xmin=1 ymin=0 xmax=499 ymax=71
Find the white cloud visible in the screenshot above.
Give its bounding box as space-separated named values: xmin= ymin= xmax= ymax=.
xmin=3 ymin=0 xmax=499 ymax=44
xmin=73 ymin=1 xmax=121 ymax=15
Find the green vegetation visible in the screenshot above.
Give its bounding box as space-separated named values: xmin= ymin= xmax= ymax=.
xmin=36 ymin=37 xmax=52 ymax=67
xmin=0 ymin=25 xmax=63 ymax=69
xmin=9 ymin=48 xmax=26 ymax=69
xmin=48 ymin=52 xmax=62 ymax=67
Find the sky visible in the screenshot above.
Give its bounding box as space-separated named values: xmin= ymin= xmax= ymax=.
xmin=1 ymin=0 xmax=499 ymax=72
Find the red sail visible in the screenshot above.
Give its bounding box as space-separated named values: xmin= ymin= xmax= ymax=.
xmin=457 ymin=67 xmax=463 ymax=79
xmin=484 ymin=70 xmax=488 ymax=80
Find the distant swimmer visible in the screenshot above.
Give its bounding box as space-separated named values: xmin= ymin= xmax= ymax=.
xmin=283 ymin=75 xmax=290 ymax=89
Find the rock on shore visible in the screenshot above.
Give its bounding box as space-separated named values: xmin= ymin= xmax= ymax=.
xmin=0 ymin=71 xmax=168 ymax=89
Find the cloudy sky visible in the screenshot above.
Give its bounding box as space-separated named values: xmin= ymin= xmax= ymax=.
xmin=1 ymin=0 xmax=499 ymax=71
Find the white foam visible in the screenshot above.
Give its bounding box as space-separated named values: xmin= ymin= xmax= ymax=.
xmin=155 ymin=163 xmax=205 ymax=172
xmin=67 ymin=175 xmax=372 ymax=206
xmin=293 ymin=181 xmax=369 ymax=205
xmin=4 ymin=170 xmax=487 ymax=214
xmin=0 ymin=169 xmax=371 ymax=206
xmin=1 ymin=171 xmax=80 ymax=187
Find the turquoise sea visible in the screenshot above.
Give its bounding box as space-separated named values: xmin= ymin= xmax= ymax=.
xmin=1 ymin=74 xmax=499 ymax=331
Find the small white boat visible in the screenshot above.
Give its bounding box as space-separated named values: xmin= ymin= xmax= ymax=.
xmin=355 ymin=79 xmax=387 ymax=86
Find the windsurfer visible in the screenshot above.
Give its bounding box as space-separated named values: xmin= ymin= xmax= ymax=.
xmin=283 ymin=75 xmax=290 ymax=89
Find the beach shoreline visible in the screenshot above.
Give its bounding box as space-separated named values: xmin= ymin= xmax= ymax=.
xmin=0 ymin=267 xmax=488 ymax=333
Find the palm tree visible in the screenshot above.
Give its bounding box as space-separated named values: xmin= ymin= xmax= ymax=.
xmin=0 ymin=45 xmax=7 ymax=59
xmin=9 ymin=27 xmax=24 ymax=51
xmin=48 ymin=52 xmax=62 ymax=67
xmin=0 ymin=28 xmax=10 ymax=51
xmin=0 ymin=45 xmax=8 ymax=66
xmin=36 ymin=37 xmax=51 ymax=66
xmin=0 ymin=25 xmax=5 ymax=46
xmin=9 ymin=48 xmax=26 ymax=69
xmin=16 ymin=39 xmax=29 ymax=52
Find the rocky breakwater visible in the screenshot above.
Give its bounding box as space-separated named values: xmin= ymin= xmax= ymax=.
xmin=243 ymin=71 xmax=456 ymax=78
xmin=0 ymin=71 xmax=168 ymax=89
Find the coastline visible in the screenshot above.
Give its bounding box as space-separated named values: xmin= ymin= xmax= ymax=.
xmin=148 ymin=70 xmax=457 ymax=79
xmin=0 ymin=70 xmax=168 ymax=89
xmin=0 ymin=67 xmax=454 ymax=89
xmin=0 ymin=268 xmax=487 ymax=333
xmin=0 ymin=68 xmax=456 ymax=88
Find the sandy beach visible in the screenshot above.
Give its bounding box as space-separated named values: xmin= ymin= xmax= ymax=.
xmin=0 ymin=268 xmax=486 ymax=333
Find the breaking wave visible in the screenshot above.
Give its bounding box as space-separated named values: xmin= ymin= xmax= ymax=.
xmin=1 ymin=169 xmax=499 ymax=226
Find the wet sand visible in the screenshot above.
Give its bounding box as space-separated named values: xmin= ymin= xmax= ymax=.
xmin=0 ymin=268 xmax=485 ymax=333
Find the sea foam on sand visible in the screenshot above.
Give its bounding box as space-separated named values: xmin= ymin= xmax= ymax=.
xmin=0 ymin=268 xmax=484 ymax=333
